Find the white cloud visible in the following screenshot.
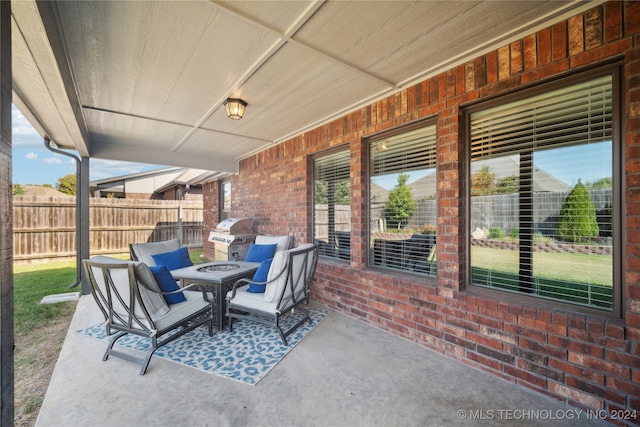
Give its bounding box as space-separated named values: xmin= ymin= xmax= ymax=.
xmin=12 ymin=104 xmax=42 ymax=148
xmin=25 ymin=152 xmax=38 ymax=160
xmin=42 ymin=157 xmax=62 ymax=165
xmin=89 ymin=158 xmax=167 ymax=181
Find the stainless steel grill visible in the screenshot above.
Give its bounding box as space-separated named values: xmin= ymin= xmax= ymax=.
xmin=208 ymin=218 xmax=256 ymax=261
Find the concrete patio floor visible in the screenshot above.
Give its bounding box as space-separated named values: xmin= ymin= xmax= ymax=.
xmin=36 ymin=295 xmax=611 ymax=427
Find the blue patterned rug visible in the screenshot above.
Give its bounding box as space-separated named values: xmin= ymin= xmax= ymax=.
xmin=76 ymin=306 xmax=330 ymax=385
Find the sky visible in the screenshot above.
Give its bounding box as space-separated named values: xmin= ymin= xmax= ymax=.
xmin=372 ymin=142 xmax=612 ymax=191
xmin=11 ymin=104 xmax=166 ymax=186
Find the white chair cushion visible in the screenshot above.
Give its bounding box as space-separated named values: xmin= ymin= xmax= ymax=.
xmin=228 ymin=284 xmax=279 ymax=314
xmin=263 ymin=250 xmax=289 ymax=303
xmin=131 ymin=239 xmax=182 ymax=266
xmin=254 ymin=235 xmax=293 ymax=254
xmin=133 ymin=262 xmax=170 ymax=317
xmin=152 ymin=290 xmax=210 ymax=331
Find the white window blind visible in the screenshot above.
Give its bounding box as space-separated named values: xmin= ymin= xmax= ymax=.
xmin=469 ymin=75 xmax=614 ymax=311
xmin=370 ymin=124 xmax=437 ymax=275
xmin=470 ymin=75 xmax=612 ymax=159
xmin=314 ymin=150 xmax=351 ymax=260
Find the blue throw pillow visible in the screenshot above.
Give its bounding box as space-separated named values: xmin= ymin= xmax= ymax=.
xmin=247 ymin=258 xmax=273 ymax=293
xmin=151 ymin=246 xmax=193 ymax=271
xmin=244 ymin=243 xmax=277 ymax=262
xmin=149 ymin=265 xmax=187 ymax=305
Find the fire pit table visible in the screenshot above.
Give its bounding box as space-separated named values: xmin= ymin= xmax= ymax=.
xmin=171 ymin=261 xmax=260 ymax=331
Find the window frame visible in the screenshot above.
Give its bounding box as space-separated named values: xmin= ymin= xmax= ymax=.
xmin=463 ymin=64 xmax=624 ymax=318
xmin=220 ymin=179 xmax=232 ymax=220
xmin=311 ymin=145 xmax=352 ymax=262
xmin=365 ymin=118 xmax=438 ymax=276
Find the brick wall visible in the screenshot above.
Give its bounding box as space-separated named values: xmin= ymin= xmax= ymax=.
xmin=202 ymin=180 xmax=219 ymax=260
xmin=203 ymin=2 xmax=640 ymax=422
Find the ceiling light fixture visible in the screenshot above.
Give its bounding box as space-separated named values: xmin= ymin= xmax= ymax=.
xmin=224 ymin=98 xmax=247 ymax=120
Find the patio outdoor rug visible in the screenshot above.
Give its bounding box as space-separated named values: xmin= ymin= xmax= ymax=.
xmin=76 ymin=306 xmax=330 ymax=385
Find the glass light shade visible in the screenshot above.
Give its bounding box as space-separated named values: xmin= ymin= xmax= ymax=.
xmin=224 ymin=98 xmax=247 ymax=120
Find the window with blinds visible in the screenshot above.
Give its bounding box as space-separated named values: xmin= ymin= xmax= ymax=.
xmin=313 ymin=149 xmax=351 ymax=260
xmin=369 ymin=124 xmax=437 ymax=275
xmin=469 ymin=73 xmax=617 ymax=312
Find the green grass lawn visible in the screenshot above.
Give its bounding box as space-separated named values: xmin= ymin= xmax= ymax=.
xmin=13 ymin=248 xmax=209 ymax=332
xmin=471 ymin=246 xmax=612 ymax=287
xmin=471 ymin=246 xmax=613 ymax=308
xmin=13 ymin=261 xmax=81 ymax=334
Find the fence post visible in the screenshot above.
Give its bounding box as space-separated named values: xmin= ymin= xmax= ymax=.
xmin=178 ymin=204 xmax=183 ymax=244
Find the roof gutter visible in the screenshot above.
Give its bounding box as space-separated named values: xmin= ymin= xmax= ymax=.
xmin=44 ymin=137 xmax=82 ymax=289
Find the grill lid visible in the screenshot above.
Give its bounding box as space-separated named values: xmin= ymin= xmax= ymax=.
xmin=215 ymin=218 xmax=253 ymax=235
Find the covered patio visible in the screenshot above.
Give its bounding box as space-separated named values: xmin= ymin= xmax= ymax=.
xmin=36 ymin=296 xmax=609 ymax=427
xmin=2 ymin=0 xmax=639 ymax=425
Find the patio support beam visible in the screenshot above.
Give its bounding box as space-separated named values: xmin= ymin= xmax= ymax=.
xmin=0 ymin=0 xmax=13 ymax=424
xmin=80 ymin=156 xmax=90 ymax=295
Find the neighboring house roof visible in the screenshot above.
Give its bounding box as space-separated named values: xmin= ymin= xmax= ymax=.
xmin=406 ymin=156 xmax=570 ymax=200
xmin=153 ymin=169 xmax=212 ymax=193
xmin=370 ymin=183 xmax=389 ymax=204
xmin=90 ymin=167 xmax=187 ymax=195
xmin=90 ymin=167 xmax=226 ymax=196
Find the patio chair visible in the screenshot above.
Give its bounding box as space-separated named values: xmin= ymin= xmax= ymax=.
xmin=225 ymin=243 xmax=318 ymax=345
xmin=129 ymin=238 xmax=182 ymax=266
xmin=83 ymin=256 xmax=214 ymax=375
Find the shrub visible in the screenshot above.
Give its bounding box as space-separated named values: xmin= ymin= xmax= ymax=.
xmin=489 ymin=227 xmax=505 ymax=239
xmin=508 ymin=228 xmax=519 ymax=239
xmin=557 ymin=180 xmax=599 ymax=243
xmin=414 ymin=224 xmax=436 ymax=234
xmin=533 ymin=232 xmax=554 ymax=243
xmin=383 ymin=173 xmax=417 ymax=229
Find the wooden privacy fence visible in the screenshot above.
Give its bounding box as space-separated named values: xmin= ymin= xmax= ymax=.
xmin=13 ymin=196 xmax=203 ymax=263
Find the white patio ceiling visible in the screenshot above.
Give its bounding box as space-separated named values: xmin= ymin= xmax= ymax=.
xmin=11 ymin=0 xmax=601 ymax=174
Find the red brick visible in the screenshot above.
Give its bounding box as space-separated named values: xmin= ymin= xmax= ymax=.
xmin=467 ymin=331 xmax=502 ymax=351
xmin=517 ymin=359 xmax=563 ymax=381
xmin=566 ymin=376 xmax=626 ymax=405
xmin=519 ymin=336 xmax=566 ymax=359
xmin=626 ymin=1 xmax=640 ymax=35
xmin=550 ymin=382 xmax=604 ymax=409
xmin=504 ymin=323 xmax=546 ymax=342
xmin=521 ymin=59 xmax=570 ymax=85
xmin=608 ymin=377 xmax=640 ymax=398
xmin=552 ymin=21 xmax=568 ymax=61
xmin=498 ymin=45 xmax=510 ymax=80
xmin=568 ymin=15 xmax=584 ymax=56
xmin=604 ymin=1 xmax=623 ymax=43
xmin=510 ymin=40 xmax=523 ymax=75
xmin=455 ymin=64 xmax=465 ymax=95
xmin=467 ymin=350 xmax=502 ymax=371
xmin=537 ymin=28 xmax=552 ymax=65
xmin=571 ymin=39 xmax=633 ymax=68
xmin=549 ymin=358 xmax=605 ymax=384
xmin=569 ymin=352 xmax=630 ymax=378
xmin=474 ymin=57 xmax=486 ymax=89
xmin=486 ymin=50 xmax=498 ymax=84
xmin=605 ymin=350 xmax=640 ymax=370
xmin=523 ymin=34 xmax=537 ymax=70
xmin=584 ymin=7 xmax=603 ymax=50
xmin=504 ymin=364 xmax=547 ymax=388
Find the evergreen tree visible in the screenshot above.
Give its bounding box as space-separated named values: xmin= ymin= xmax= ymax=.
xmin=383 ymin=173 xmax=417 ymax=229
xmin=314 ymin=180 xmax=350 ymax=205
xmin=557 ymin=180 xmax=599 ymax=243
